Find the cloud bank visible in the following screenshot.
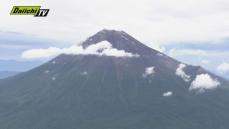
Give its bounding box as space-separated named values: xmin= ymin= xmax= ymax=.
xmin=189 ymin=74 xmax=220 ymax=91
xmin=175 ymin=64 xmax=190 ymax=82
xmin=1 ymin=0 xmax=229 ymax=45
xmin=21 ymin=41 xmax=139 ymax=59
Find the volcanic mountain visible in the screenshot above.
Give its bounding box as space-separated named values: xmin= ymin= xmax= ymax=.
xmin=0 ymin=29 xmax=228 ymax=129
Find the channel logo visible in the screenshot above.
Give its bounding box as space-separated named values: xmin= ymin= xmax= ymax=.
xmin=10 ymin=6 xmax=50 ymax=17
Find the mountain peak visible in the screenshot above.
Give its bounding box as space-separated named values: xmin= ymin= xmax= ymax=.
xmin=82 ymin=29 xmax=158 ymax=55
xmin=84 ymin=29 xmax=131 ymax=43
xmin=97 ymin=29 xmax=125 ymax=33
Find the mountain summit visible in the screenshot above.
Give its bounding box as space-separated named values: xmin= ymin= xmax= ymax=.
xmin=81 ymin=29 xmax=181 ymax=71
xmin=82 ymin=29 xmax=158 ymax=55
xmin=0 ymin=30 xmax=228 ymax=129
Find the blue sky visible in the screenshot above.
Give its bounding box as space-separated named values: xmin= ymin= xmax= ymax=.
xmin=165 ymin=42 xmax=229 ymax=79
xmin=0 ymin=0 xmax=229 ymax=79
xmin=0 ymin=31 xmax=70 ymax=71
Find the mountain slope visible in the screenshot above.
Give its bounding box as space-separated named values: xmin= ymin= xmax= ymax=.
xmin=0 ymin=29 xmax=228 ymax=129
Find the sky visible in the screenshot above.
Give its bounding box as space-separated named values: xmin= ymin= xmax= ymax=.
xmin=0 ymin=0 xmax=229 ymax=78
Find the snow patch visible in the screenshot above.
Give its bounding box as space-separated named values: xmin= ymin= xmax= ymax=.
xmin=21 ymin=41 xmax=139 ymax=59
xmin=44 ymin=70 xmax=50 ymax=74
xmin=189 ymin=74 xmax=220 ymax=92
xmin=80 ymin=71 xmax=88 ymax=75
xmin=175 ymin=64 xmax=190 ymax=82
xmin=52 ymin=77 xmax=56 ymax=81
xmin=163 ymin=91 xmax=173 ymax=97
xmin=143 ymin=66 xmax=155 ymax=78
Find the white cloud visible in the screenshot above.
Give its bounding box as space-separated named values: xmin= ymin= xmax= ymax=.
xmin=189 ymin=74 xmax=220 ymax=91
xmin=175 ymin=64 xmax=190 ymax=82
xmin=163 ymin=91 xmax=173 ymax=97
xmin=102 ymin=48 xmax=139 ymax=57
xmin=217 ymin=62 xmax=229 ymax=74
xmin=21 ymin=47 xmax=61 ymax=59
xmin=201 ymin=60 xmax=209 ymax=65
xmin=21 ymin=41 xmax=139 ymax=59
xmin=143 ymin=66 xmax=155 ymax=78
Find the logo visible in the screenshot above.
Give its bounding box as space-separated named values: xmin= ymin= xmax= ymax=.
xmin=10 ymin=6 xmax=49 ymax=17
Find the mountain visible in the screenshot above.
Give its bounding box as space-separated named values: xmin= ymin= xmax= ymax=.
xmin=0 ymin=29 xmax=228 ymax=129
xmin=0 ymin=71 xmax=20 ymax=79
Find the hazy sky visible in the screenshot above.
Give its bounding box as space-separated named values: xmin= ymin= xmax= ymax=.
xmin=1 ymin=0 xmax=229 ymax=44
xmin=0 ymin=0 xmax=229 ymax=77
